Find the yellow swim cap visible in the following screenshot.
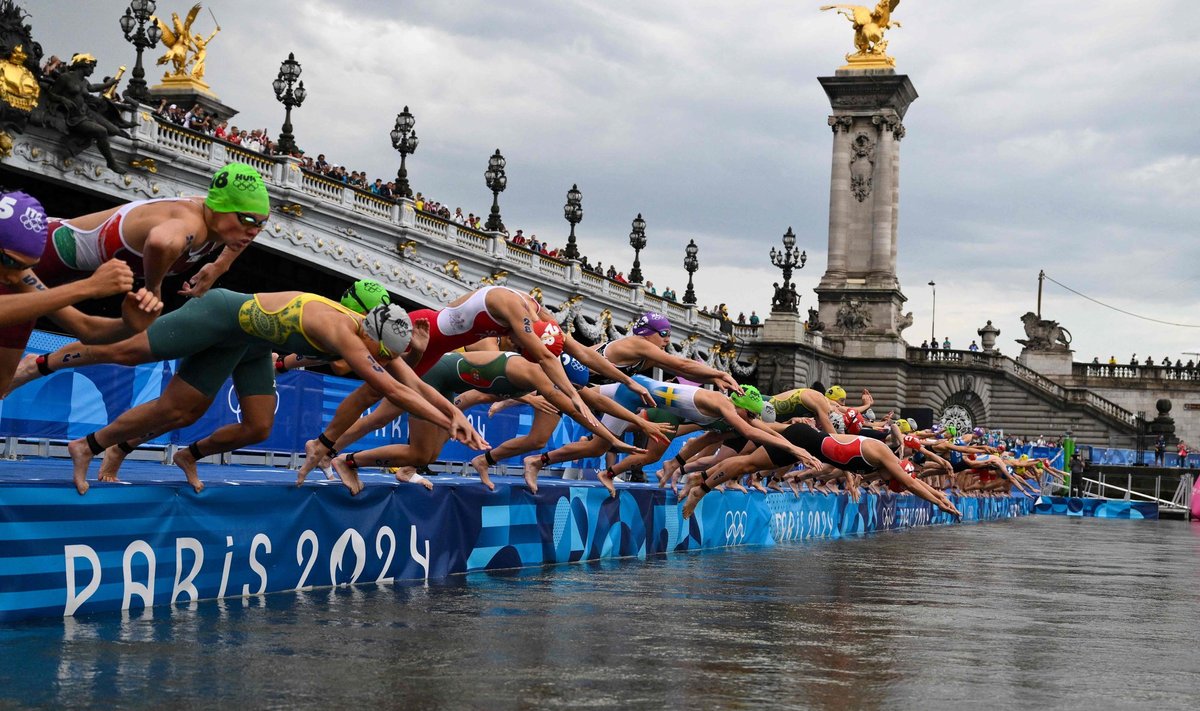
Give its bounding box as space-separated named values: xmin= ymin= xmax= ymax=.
xmin=898 ymin=419 xmax=912 ymax=434
xmin=826 ymin=385 xmax=846 ymax=402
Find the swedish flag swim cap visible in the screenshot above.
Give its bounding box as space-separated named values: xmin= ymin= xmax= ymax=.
xmin=340 ymin=279 xmax=391 ymax=314
xmin=206 ymin=163 xmax=270 ymax=215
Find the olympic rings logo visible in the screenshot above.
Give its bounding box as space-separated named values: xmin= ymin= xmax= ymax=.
xmin=227 ymin=386 xmax=280 ymax=423
xmin=724 ymin=511 xmax=747 ymax=543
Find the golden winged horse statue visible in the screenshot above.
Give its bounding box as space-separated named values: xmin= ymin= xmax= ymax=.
xmin=154 ymin=3 xmax=202 ymax=79
xmin=820 ymin=0 xmax=901 ymax=67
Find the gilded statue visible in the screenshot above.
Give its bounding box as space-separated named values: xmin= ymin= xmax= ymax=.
xmin=188 ymin=24 xmax=219 ymax=81
xmin=820 ymin=0 xmax=901 ymax=68
xmin=154 ymin=4 xmax=219 ymax=82
xmin=0 ymin=44 xmax=38 ymax=111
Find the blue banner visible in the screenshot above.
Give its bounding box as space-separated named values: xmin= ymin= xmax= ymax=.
xmin=1083 ymin=446 xmax=1199 ymax=469
xmin=1032 ymin=496 xmax=1158 ymax=519
xmin=0 ymin=457 xmax=1033 ymax=623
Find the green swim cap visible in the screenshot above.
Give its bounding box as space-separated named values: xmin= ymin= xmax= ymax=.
xmin=340 ymin=279 xmax=391 ymax=314
xmin=206 ymin=162 xmax=270 ymax=215
xmin=729 ymin=385 xmax=765 ymax=416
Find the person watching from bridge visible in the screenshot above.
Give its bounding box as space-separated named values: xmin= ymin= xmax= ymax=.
xmin=0 ymin=190 xmax=162 ymax=395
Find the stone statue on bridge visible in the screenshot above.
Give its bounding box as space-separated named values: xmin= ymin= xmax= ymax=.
xmin=33 ymin=54 xmax=131 ymax=174
xmin=1016 ymin=311 xmax=1072 ymax=351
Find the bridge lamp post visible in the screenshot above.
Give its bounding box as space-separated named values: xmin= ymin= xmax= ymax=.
xmin=119 ymin=0 xmax=161 ymax=105
xmin=272 ymin=53 xmax=306 ymax=156
xmin=628 ymin=213 xmax=647 ymax=284
xmin=683 ymin=239 xmax=699 ymax=305
xmin=928 ymin=280 xmax=937 ymax=345
xmin=390 ymin=106 xmax=418 ymax=199
xmin=769 ymin=226 xmax=807 ymax=313
xmin=483 ymin=149 xmax=507 ymax=232
xmin=563 ymin=184 xmax=582 ymax=261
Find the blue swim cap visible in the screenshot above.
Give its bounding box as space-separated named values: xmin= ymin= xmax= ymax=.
xmin=561 ymin=354 xmax=589 ymax=388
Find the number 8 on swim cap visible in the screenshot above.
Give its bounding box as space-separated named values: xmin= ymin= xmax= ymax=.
xmin=206 ymin=163 xmax=270 ymax=215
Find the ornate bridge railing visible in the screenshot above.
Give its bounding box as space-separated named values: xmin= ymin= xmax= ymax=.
xmin=1074 ymin=363 xmax=1200 ymax=383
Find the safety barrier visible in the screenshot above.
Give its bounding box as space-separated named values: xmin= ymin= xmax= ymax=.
xmin=0 ymin=457 xmax=1032 ymax=623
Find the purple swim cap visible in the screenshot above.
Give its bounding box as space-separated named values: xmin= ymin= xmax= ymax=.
xmin=632 ymin=311 xmax=671 ymax=336
xmin=0 ymin=191 xmax=48 ymax=262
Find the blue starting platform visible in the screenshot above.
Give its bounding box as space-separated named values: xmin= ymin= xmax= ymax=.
xmin=0 ymin=458 xmax=1033 ymax=623
xmin=1032 ymin=496 xmax=1158 ymax=519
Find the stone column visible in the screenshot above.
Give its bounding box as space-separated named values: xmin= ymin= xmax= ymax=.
xmin=822 ymin=116 xmax=854 ymax=286
xmin=868 ymin=113 xmax=894 ymax=283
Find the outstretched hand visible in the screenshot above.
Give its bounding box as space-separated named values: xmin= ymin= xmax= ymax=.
xmin=609 ymin=440 xmax=647 ymax=456
xmin=178 ymin=263 xmax=220 ymax=297
xmin=630 ymin=381 xmax=656 ymax=408
xmin=640 ymin=419 xmax=675 ymax=446
xmin=451 ymin=414 xmax=490 ymax=450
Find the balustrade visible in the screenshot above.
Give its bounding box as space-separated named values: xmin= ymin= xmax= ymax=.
xmin=1075 ymin=362 xmax=1200 ymax=383
xmin=155 ymin=122 xmax=213 ymax=160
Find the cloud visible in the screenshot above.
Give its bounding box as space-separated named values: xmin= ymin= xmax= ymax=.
xmin=24 ymin=0 xmax=1200 ymax=362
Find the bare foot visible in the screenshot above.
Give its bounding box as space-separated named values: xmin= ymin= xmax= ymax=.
xmin=678 ymin=472 xmax=700 ymax=499
xmin=597 ymin=468 xmax=617 ymax=498
xmin=728 ymin=480 xmax=748 ymax=494
xmin=681 ymin=487 xmax=704 ymax=519
xmin=7 ymin=353 xmax=44 ymax=393
xmin=466 ymin=456 xmax=496 ymax=490
xmin=658 ymin=458 xmax=679 ymax=488
xmin=331 ymin=456 xmax=364 ymax=496
xmin=521 ymin=455 xmax=545 ymax=494
xmin=98 ymin=445 xmax=129 ymax=483
xmin=393 ymin=466 xmax=416 ymax=482
xmin=397 ymin=470 xmax=434 ymax=491
xmin=296 ymin=438 xmax=327 ymax=486
xmin=172 ymin=448 xmax=205 ymax=493
xmin=67 ymin=438 xmax=93 ymax=495
xmin=751 ymin=479 xmax=769 ymax=494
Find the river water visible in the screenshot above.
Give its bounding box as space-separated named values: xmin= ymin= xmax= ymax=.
xmin=2 ymin=516 xmax=1198 ymax=710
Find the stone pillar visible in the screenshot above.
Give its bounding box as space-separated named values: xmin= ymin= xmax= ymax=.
xmin=823 ymin=116 xmax=853 ymax=285
xmin=814 ymin=70 xmax=917 ymax=359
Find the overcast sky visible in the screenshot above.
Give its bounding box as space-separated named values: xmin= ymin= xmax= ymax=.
xmin=28 ymin=1 xmax=1200 ymax=362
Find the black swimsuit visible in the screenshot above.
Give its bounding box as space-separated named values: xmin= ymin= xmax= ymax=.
xmin=589 ymin=340 xmax=648 ymax=385
xmin=764 ymin=423 xmax=876 ymax=473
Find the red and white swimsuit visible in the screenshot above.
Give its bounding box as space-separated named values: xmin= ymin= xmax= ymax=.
xmin=37 ymin=197 xmax=214 ymax=286
xmin=408 ymin=286 xmax=540 ymax=375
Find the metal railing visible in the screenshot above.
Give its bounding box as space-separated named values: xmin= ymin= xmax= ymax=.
xmin=1080 ymin=471 xmax=1191 ymax=513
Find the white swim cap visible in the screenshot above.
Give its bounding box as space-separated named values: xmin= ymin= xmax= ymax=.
xmin=362 ymin=303 xmax=412 ymax=358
